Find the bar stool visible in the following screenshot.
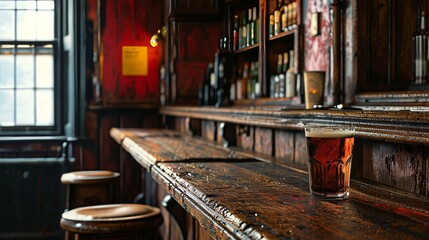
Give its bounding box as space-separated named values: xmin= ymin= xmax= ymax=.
xmin=61 ymin=170 xmax=120 ymax=210
xmin=60 ymin=203 xmax=163 ymax=240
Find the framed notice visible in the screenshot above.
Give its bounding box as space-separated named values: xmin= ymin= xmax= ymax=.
xmin=122 ymin=46 xmax=148 ymax=76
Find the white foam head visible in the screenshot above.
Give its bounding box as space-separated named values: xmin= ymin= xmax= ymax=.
xmin=305 ymin=126 xmax=355 ymax=138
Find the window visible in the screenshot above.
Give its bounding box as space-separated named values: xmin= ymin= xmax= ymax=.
xmin=0 ymin=0 xmax=59 ymax=134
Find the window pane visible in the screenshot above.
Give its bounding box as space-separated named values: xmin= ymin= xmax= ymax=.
xmin=0 ymin=1 xmax=15 ymax=9
xmin=17 ymin=1 xmax=36 ymax=10
xmin=36 ymin=89 xmax=53 ymax=125
xmin=0 ymin=55 xmax=15 ymax=88
xmin=0 ymin=10 xmax=15 ymax=40
xmin=0 ymin=90 xmax=15 ymax=126
xmin=16 ymin=89 xmax=34 ymax=125
xmin=17 ymin=54 xmax=34 ymax=88
xmin=36 ymin=10 xmax=54 ymax=40
xmin=17 ymin=10 xmax=36 ymax=40
xmin=36 ymin=54 xmax=53 ymax=88
xmin=38 ymin=1 xmax=54 ymax=10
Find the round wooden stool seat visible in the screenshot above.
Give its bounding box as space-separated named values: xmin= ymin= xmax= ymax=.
xmin=61 ymin=170 xmax=120 ymax=210
xmin=60 ymin=204 xmax=163 ymax=239
xmin=61 ymin=170 xmax=120 ymax=184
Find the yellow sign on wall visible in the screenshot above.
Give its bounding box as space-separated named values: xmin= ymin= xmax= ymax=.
xmin=122 ymin=46 xmax=148 ymax=76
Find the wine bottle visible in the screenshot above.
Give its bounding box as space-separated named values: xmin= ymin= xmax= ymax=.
xmin=286 ymin=50 xmax=296 ymax=97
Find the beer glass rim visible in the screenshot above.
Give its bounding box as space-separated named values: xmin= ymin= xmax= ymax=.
xmin=304 ymin=124 xmax=355 ymax=138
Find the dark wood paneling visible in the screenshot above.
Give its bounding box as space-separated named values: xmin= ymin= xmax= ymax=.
xmin=254 ymin=127 xmax=273 ymax=156
xmin=0 ymin=162 xmax=64 ymax=239
xmin=362 ymin=141 xmax=428 ymax=196
xmin=99 ymin=115 xmax=120 ymax=171
xmin=83 ymin=112 xmax=98 ymax=170
xmin=201 ymin=120 xmax=216 ymax=141
xmin=274 ymin=129 xmax=294 ymax=164
xmin=236 ymin=125 xmax=254 ymax=151
xmin=294 ymin=131 xmax=307 ymax=168
xmin=357 ymin=0 xmax=415 ymax=92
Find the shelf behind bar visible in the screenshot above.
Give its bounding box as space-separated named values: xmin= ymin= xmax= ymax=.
xmin=269 ymin=28 xmax=296 ymax=41
xmin=160 ymin=106 xmax=429 ymax=145
xmin=234 ymin=43 xmax=259 ymax=54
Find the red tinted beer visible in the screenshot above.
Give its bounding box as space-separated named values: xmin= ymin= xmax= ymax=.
xmin=305 ymin=126 xmax=355 ymax=199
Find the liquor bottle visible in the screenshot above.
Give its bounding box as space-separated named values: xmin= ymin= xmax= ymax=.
xmin=251 ymin=7 xmax=258 ymax=45
xmin=418 ymin=11 xmax=427 ymax=84
xmin=274 ymin=54 xmax=283 ymax=98
xmin=247 ymin=8 xmax=252 ymax=47
xmin=236 ymin=66 xmax=243 ymax=100
xmin=254 ymin=62 xmax=261 ymax=98
xmin=282 ymin=52 xmax=289 ymax=96
xmin=274 ymin=0 xmax=281 ymax=35
xmin=239 ymin=63 xmax=250 ymax=99
xmin=238 ymin=13 xmax=243 ymax=49
xmin=202 ymin=63 xmax=214 ymax=105
xmin=287 ymin=0 xmax=293 ymax=30
xmin=242 ymin=11 xmax=247 ymax=48
xmin=291 ymin=1 xmax=297 ymax=29
xmin=269 ymin=14 xmax=274 ymax=37
xmin=282 ymin=0 xmax=288 ymax=32
xmin=233 ymin=15 xmax=239 ymax=51
xmin=278 ymin=54 xmax=286 ymax=98
xmin=209 ymin=69 xmax=216 ymax=105
xmin=286 ymin=50 xmax=296 ymax=97
xmin=249 ymin=62 xmax=259 ymax=99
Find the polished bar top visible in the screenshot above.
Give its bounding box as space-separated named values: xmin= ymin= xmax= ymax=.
xmin=111 ymin=128 xmax=429 ymax=239
xmin=110 ymin=128 xmax=252 ymax=169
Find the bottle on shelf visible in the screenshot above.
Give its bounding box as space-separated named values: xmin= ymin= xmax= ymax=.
xmin=272 ymin=54 xmax=283 ymax=98
xmin=282 ymin=0 xmax=288 ymax=32
xmin=200 ymin=63 xmax=215 ymax=105
xmin=233 ymin=15 xmax=239 ymax=51
xmin=251 ymin=7 xmax=258 ymax=45
xmin=291 ymin=1 xmax=297 ymax=30
xmin=248 ymin=62 xmax=259 ymax=99
xmin=278 ymin=54 xmax=286 ymax=98
xmin=415 ymin=11 xmax=427 ymax=85
xmin=282 ymin=51 xmax=289 ymax=97
xmin=237 ymin=62 xmax=249 ymax=99
xmin=274 ymin=0 xmax=282 ymax=35
xmin=242 ymin=11 xmax=248 ymax=49
xmin=247 ymin=8 xmax=252 ymax=47
xmin=286 ymin=50 xmax=296 ymax=97
xmin=254 ymin=62 xmax=261 ymax=98
xmin=269 ymin=14 xmax=274 ymax=38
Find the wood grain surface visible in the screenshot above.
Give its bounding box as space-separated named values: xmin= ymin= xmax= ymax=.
xmin=111 ymin=128 xmax=253 ymax=169
xmin=153 ymin=161 xmax=429 ymax=240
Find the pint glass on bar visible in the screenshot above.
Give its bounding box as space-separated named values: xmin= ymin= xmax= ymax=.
xmin=305 ymin=125 xmax=355 ymax=199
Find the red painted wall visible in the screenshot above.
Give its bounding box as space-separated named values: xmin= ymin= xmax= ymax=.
xmin=93 ymin=0 xmax=164 ymax=103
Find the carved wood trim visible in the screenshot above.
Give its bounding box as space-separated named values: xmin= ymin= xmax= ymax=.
xmin=160 ymin=106 xmax=429 ymax=145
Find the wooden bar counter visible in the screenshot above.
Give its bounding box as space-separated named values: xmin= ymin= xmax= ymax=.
xmin=111 ymin=128 xmax=429 ymax=239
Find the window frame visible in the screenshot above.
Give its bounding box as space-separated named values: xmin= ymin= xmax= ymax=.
xmin=0 ymin=0 xmax=63 ymax=136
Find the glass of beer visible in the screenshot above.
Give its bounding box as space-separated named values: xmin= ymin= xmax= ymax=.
xmin=305 ymin=125 xmax=355 ymax=199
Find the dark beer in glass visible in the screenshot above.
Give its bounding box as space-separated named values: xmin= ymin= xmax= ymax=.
xmin=305 ymin=125 xmax=355 ymax=199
